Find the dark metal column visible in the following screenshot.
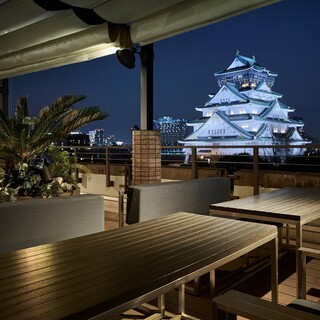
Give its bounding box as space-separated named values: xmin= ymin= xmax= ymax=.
xmin=0 ymin=79 xmax=9 ymax=115
xmin=140 ymin=44 xmax=154 ymax=130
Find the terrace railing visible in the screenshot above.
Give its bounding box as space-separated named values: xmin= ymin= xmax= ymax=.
xmin=61 ymin=143 xmax=320 ymax=194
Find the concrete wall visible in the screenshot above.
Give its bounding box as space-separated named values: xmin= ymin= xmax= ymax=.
xmin=80 ymin=173 xmax=125 ymax=197
xmin=0 ymin=194 xmax=104 ymax=254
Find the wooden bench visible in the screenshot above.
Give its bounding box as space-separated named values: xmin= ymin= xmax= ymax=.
xmin=293 ymin=245 xmax=320 ymax=314
xmin=288 ymin=298 xmax=320 ymax=316
xmin=299 ymin=246 xmax=320 ymax=259
xmin=212 ymin=290 xmax=320 ymax=320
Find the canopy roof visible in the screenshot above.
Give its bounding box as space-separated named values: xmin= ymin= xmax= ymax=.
xmin=0 ymin=0 xmax=280 ymax=79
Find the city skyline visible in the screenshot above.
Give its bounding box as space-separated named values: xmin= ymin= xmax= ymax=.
xmin=9 ymin=0 xmax=320 ymax=144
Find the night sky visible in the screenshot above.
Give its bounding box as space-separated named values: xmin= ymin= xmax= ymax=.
xmin=9 ymin=0 xmax=320 ymax=143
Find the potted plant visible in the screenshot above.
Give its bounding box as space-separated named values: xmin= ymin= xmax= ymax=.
xmin=39 ymin=146 xmax=90 ymax=197
xmin=0 ymin=95 xmax=108 ymax=200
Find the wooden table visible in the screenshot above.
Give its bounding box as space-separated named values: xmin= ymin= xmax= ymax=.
xmin=0 ymin=212 xmax=278 ymax=320
xmin=210 ymin=187 xmax=320 ymax=299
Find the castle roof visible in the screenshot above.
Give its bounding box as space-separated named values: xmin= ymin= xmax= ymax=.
xmin=186 ymin=117 xmax=208 ymax=125
xmin=255 ymin=124 xmax=268 ymax=139
xmin=203 ymin=82 xmax=248 ymax=107
xmin=240 ymin=81 xmax=282 ymax=97
xmin=278 ymin=101 xmax=294 ymax=111
xmin=185 ymin=110 xmax=254 ymax=141
xmin=214 ymin=52 xmax=277 ymax=76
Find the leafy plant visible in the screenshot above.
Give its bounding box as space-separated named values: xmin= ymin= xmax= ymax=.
xmin=0 ymin=95 xmax=108 ymax=199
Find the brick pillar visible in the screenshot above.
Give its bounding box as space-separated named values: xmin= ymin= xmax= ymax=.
xmin=132 ymin=130 xmax=161 ymax=185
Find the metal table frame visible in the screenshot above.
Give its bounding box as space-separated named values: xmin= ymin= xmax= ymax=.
xmin=210 ymin=187 xmax=320 ymax=299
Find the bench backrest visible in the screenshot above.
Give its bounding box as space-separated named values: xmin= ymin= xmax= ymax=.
xmin=126 ymin=177 xmax=230 ymax=224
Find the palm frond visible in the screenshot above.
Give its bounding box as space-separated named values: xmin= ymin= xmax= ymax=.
xmin=0 ymin=95 xmax=108 ymax=169
xmin=0 ymin=108 xmax=12 ymax=144
xmin=59 ymin=107 xmax=108 ymax=136
xmin=33 ymin=95 xmax=92 ymax=141
xmin=0 ymin=146 xmax=20 ymax=163
xmin=38 ymin=95 xmax=86 ymax=121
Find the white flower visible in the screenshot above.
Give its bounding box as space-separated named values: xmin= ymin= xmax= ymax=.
xmin=55 ymin=177 xmax=64 ymax=185
xmin=61 ymin=182 xmax=73 ymax=191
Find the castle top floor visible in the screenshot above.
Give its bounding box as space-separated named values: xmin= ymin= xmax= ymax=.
xmin=214 ymin=52 xmax=277 ymax=89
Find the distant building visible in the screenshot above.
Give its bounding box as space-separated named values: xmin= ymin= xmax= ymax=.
xmin=88 ymin=130 xmax=95 ymax=145
xmin=153 ymin=116 xmax=189 ymax=146
xmin=88 ymin=129 xmax=105 ymax=146
xmin=182 ymin=52 xmax=310 ymax=156
xmin=105 ymin=134 xmax=116 ymax=146
xmin=94 ymin=129 xmax=105 ymax=146
xmin=66 ymin=131 xmax=90 ymax=146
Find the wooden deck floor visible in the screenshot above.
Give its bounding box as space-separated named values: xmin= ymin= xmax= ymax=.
xmin=104 ymin=210 xmax=320 ymax=319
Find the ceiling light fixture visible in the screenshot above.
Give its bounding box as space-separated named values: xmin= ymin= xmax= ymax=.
xmin=116 ymin=44 xmax=154 ymax=69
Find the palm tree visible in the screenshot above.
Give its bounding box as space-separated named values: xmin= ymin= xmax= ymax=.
xmin=0 ymin=95 xmax=108 ymax=167
xmin=0 ymin=95 xmax=108 ymax=197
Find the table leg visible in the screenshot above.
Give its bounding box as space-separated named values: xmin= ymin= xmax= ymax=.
xmin=118 ymin=190 xmax=125 ymax=227
xmin=178 ymin=284 xmax=185 ymax=315
xmin=158 ymin=294 xmax=165 ymax=318
xmin=296 ymin=223 xmax=306 ymax=299
xmin=271 ymin=237 xmax=278 ymax=303
xmin=210 ymin=269 xmax=216 ymax=298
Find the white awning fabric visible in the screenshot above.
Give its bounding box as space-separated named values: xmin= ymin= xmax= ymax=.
xmin=0 ymin=0 xmax=280 ymax=79
xmin=130 ymin=0 xmax=280 ymax=45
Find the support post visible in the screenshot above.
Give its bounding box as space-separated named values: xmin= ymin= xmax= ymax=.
xmin=191 ymin=147 xmax=197 ymax=179
xmin=140 ymin=43 xmax=154 ymax=130
xmin=131 ymin=130 xmax=161 ymax=185
xmin=0 ymin=79 xmax=9 ymax=115
xmin=131 ymin=43 xmax=160 ymax=185
xmin=74 ymin=148 xmax=79 ymax=181
xmin=253 ymin=146 xmax=259 ymax=195
xmin=105 ymin=147 xmax=111 ymax=187
xmin=118 ymin=190 xmax=124 ymax=227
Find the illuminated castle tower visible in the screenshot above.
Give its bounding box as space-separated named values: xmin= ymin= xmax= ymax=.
xmin=182 ymin=52 xmax=309 ymax=156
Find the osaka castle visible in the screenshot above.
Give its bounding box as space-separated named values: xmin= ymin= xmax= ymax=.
xmin=182 ymin=52 xmax=309 ymax=156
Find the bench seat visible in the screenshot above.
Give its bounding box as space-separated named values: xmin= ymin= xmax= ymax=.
xmin=212 ymin=290 xmax=320 ymax=320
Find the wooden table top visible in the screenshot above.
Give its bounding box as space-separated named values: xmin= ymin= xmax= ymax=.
xmin=0 ymin=212 xmax=277 ymax=320
xmin=210 ymin=187 xmax=320 ymax=225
